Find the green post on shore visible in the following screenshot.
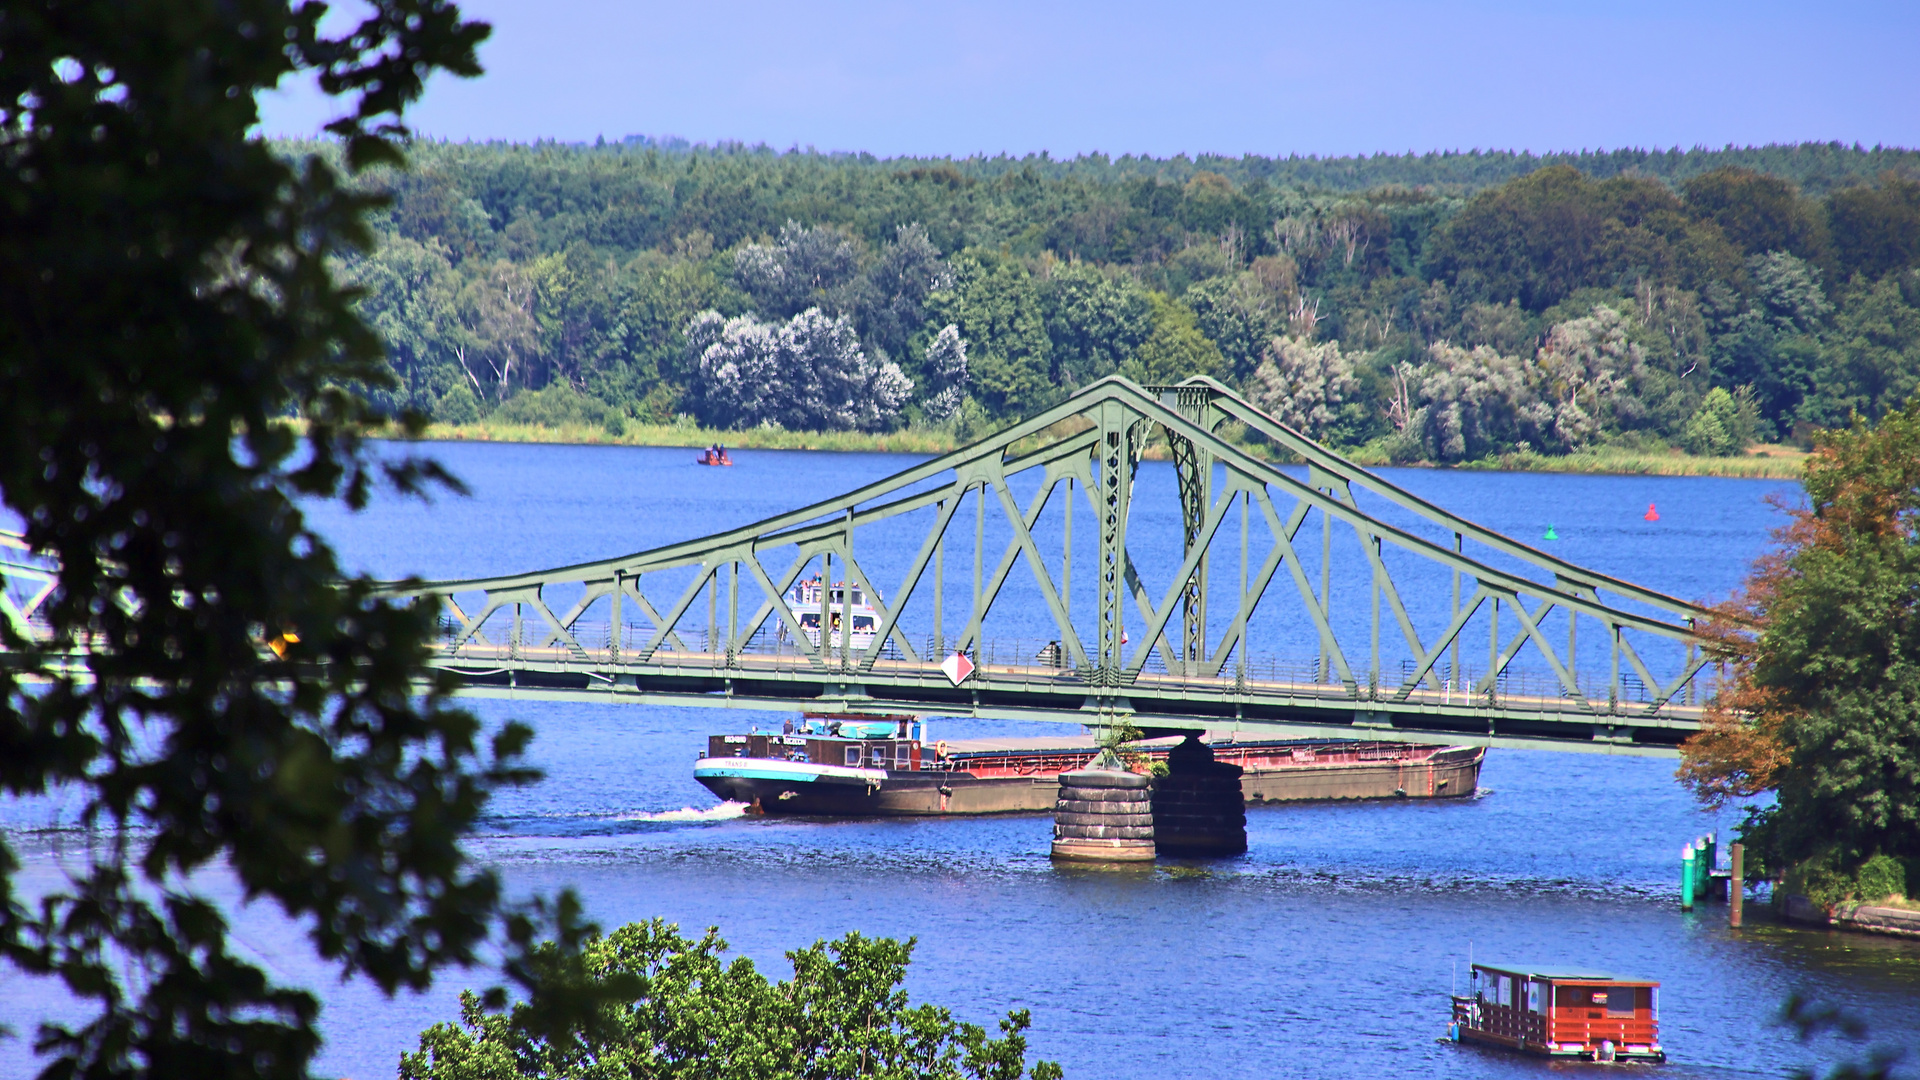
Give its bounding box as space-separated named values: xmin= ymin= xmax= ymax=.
xmin=1730 ymin=843 xmax=1745 ymax=928
xmin=1681 ymin=843 xmax=1696 ymax=911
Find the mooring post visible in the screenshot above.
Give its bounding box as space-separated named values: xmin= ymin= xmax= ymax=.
xmin=1729 ymin=842 xmax=1745 ymax=928
xmin=1680 ymin=843 xmax=1696 ymax=911
xmin=1704 ymin=826 xmax=1720 ymax=895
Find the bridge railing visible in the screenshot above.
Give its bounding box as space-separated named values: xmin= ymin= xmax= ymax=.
xmin=424 ymin=615 xmax=1703 ymax=719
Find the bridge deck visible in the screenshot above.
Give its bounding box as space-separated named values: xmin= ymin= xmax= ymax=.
xmin=429 ymin=639 xmax=1702 ymax=757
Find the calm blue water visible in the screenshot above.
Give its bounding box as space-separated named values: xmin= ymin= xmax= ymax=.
xmin=5 ymin=442 xmax=1918 ymax=1079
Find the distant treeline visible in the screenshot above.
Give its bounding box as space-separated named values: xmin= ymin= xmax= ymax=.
xmin=498 ymin=134 xmax=1920 ymax=196
xmin=330 ymin=139 xmax=1920 ymax=461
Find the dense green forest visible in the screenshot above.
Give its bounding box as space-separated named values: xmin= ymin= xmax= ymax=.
xmin=334 ymin=139 xmax=1920 ymax=459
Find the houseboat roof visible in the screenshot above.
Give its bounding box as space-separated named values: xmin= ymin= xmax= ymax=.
xmin=1475 ymin=962 xmax=1656 ymax=984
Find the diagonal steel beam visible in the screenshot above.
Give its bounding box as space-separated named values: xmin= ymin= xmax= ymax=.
xmin=855 ymin=494 xmax=966 ymax=674
xmin=1261 ymin=489 xmax=1356 ymax=688
xmin=1332 ymin=481 xmax=1443 ymax=693
xmin=829 ymin=546 xmax=920 ymax=664
xmin=1393 ymin=586 xmax=1490 ymax=701
xmin=1474 ymin=602 xmax=1552 ymax=695
xmin=954 ymin=467 xmax=1064 ymax=658
xmin=1646 ymin=648 xmax=1711 ymax=714
xmin=1499 ymin=590 xmax=1590 ymax=708
xmin=988 ymin=470 xmax=1092 ymax=673
xmin=1125 ymin=481 xmax=1236 ymax=678
xmin=1174 ymin=375 xmax=1714 ymax=623
xmin=1205 ymin=482 xmax=1309 ymax=676
xmin=636 ymin=565 xmax=716 ymax=661
xmin=542 ymin=580 xmax=615 ymax=648
xmin=620 ymin=576 xmax=692 ymax=654
xmin=735 ymin=546 xmax=830 ymax=670
xmin=523 ymin=589 xmax=588 ymax=660
xmin=1618 ymin=633 xmax=1664 ymax=706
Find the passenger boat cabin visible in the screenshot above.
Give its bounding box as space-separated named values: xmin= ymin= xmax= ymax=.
xmin=1450 ymin=962 xmax=1663 ymax=1063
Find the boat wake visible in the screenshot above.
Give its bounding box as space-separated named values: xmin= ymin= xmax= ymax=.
xmin=617 ymin=802 xmax=751 ymax=823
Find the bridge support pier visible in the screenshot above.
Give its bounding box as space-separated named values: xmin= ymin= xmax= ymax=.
xmin=1151 ymin=735 xmax=1248 ymax=857
xmin=1051 ymin=759 xmax=1155 ymax=862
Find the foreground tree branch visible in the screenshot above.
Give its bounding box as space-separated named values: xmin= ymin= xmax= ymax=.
xmin=0 ymin=3 xmax=614 ymax=1077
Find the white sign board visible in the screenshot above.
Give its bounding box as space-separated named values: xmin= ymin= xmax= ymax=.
xmin=940 ymin=651 xmax=974 ymax=686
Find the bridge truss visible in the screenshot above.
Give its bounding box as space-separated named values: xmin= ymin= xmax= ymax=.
xmin=344 ymin=376 xmax=1718 ymax=757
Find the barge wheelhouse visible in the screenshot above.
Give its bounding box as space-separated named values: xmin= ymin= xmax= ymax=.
xmin=1450 ymin=962 xmax=1663 ymax=1063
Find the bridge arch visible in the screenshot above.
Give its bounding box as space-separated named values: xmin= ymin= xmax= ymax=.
xmin=357 ymin=376 xmax=1716 ymax=756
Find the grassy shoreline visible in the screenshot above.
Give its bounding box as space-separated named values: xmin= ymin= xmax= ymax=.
xmin=399 ymin=420 xmax=1808 ymax=480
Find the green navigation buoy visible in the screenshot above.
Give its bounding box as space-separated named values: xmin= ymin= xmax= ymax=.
xmin=1543 ymin=524 xmax=1559 ymax=541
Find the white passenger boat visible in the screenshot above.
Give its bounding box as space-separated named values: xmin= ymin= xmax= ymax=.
xmin=786 ymin=577 xmax=878 ymax=651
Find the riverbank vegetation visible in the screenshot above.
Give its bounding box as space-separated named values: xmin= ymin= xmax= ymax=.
xmin=400 ymin=920 xmax=1061 ymax=1080
xmin=400 ymin=416 xmax=1811 ymax=478
xmin=1678 ymin=400 xmax=1920 ymax=909
xmin=333 ymin=139 xmax=1920 ymax=469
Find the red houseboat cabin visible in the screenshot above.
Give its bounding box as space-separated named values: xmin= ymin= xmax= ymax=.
xmin=1451 ymin=962 xmax=1663 ymax=1063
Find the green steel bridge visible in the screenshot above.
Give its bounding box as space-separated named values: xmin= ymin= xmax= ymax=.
xmin=1 ymin=377 xmax=1720 ymax=757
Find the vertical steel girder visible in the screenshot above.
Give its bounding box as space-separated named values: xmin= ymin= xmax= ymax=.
xmin=1093 ymin=400 xmax=1133 ymax=688
xmin=1164 ymin=386 xmax=1214 ymax=679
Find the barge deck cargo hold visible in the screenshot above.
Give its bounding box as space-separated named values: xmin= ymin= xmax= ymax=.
xmin=694 ymin=726 xmax=1484 ymax=817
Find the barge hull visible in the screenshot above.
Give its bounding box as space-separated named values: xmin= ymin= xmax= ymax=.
xmin=1243 ymin=746 xmax=1482 ymax=802
xmin=698 ymin=770 xmax=1057 ymax=815
xmin=697 ymin=741 xmax=1484 ymax=817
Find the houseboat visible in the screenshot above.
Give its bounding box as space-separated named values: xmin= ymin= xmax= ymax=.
xmin=1449 ymin=962 xmax=1664 ymax=1063
xmin=693 ymin=720 xmax=1485 ymax=817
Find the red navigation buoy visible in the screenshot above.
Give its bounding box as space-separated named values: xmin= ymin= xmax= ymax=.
xmin=1644 ymin=502 xmax=1660 ymax=522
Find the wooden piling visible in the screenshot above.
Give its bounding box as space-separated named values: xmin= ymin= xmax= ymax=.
xmin=1730 ymin=843 xmax=1744 ymax=928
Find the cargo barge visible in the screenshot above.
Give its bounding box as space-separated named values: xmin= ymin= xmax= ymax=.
xmin=693 ymin=721 xmax=1484 ymax=816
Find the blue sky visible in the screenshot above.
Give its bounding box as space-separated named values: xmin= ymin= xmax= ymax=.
xmin=259 ymin=0 xmax=1919 ymax=158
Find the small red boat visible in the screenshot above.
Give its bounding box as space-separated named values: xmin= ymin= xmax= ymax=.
xmin=696 ymin=446 xmax=733 ymax=466
xmin=1450 ymin=962 xmax=1664 ymax=1063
